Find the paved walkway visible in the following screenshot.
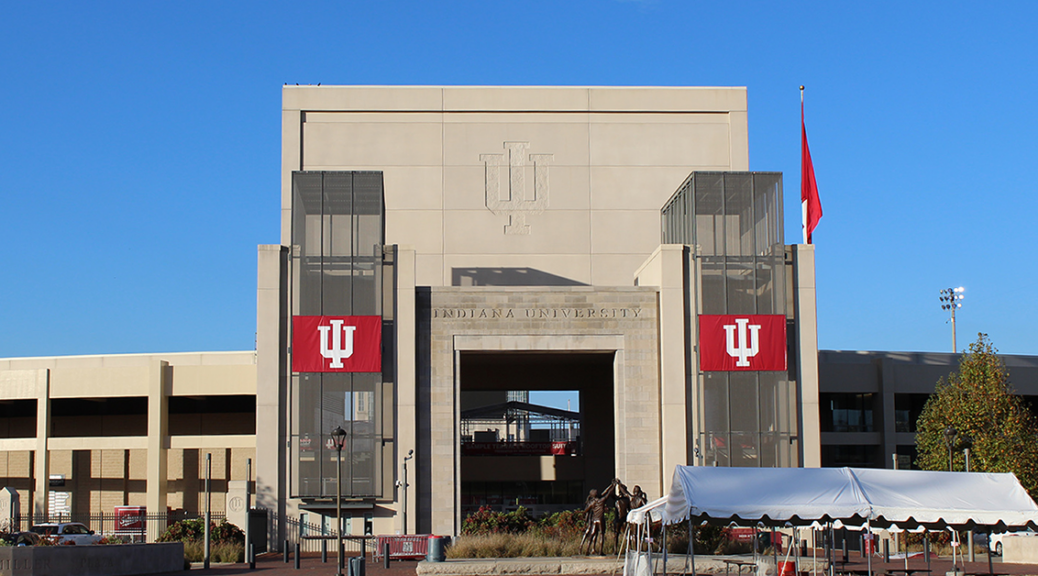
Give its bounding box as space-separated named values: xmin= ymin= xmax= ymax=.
xmin=145 ymin=552 xmax=1038 ymax=576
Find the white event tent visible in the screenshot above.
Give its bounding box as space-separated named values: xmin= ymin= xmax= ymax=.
xmin=629 ymin=466 xmax=1038 ymax=530
xmin=625 ymin=467 xmax=1038 ymax=576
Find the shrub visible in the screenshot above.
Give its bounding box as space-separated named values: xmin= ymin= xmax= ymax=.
xmin=159 ymin=518 xmax=244 ymax=563
xmin=181 ymin=539 xmax=245 ymax=563
xmin=448 ymin=533 xmax=582 ymax=558
xmin=461 ymin=506 xmax=534 ymax=535
xmin=158 ymin=518 xmax=243 ymax=545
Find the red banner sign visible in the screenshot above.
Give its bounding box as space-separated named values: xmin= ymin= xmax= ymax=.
xmin=461 ymin=441 xmax=576 ymax=456
xmin=699 ymin=314 xmax=786 ymax=371
xmin=292 ymin=316 xmax=382 ymax=373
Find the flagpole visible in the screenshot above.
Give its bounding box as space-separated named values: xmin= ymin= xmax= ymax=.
xmin=800 ymin=85 xmax=807 ymax=245
xmin=800 ymin=85 xmax=821 ymax=245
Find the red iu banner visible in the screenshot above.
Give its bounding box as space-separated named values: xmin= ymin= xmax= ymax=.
xmin=292 ymin=315 xmax=382 ymax=373
xmin=699 ymin=314 xmax=787 ymax=371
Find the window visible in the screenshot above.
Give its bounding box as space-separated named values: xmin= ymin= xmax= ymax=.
xmin=820 ymin=393 xmax=874 ymax=432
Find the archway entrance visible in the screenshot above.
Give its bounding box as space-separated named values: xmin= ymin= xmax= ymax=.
xmin=459 ymin=351 xmax=615 ymax=517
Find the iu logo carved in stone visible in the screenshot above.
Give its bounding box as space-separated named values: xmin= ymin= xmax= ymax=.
xmin=699 ymin=314 xmax=786 ymax=371
xmin=480 ymin=141 xmax=553 ymax=235
xmin=292 ymin=316 xmax=382 ymax=373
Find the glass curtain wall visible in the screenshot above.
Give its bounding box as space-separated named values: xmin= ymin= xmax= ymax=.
xmin=290 ymin=171 xmax=386 ymax=498
xmin=661 ymin=172 xmax=798 ymax=467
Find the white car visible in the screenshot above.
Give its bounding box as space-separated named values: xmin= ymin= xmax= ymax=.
xmin=29 ymin=522 xmax=102 ymax=545
xmin=989 ymin=529 xmax=1037 ymax=556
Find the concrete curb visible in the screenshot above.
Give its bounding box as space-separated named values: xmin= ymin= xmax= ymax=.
xmin=417 ymin=555 xmax=825 ymax=575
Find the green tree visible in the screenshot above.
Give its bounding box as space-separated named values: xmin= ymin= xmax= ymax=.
xmin=915 ymin=334 xmax=1038 ymax=498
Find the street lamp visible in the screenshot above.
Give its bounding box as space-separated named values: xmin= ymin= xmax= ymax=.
xmin=331 ymin=425 xmax=348 ymax=576
xmin=396 ymin=449 xmax=414 ymax=535
xmin=961 ymin=435 xmax=974 ymax=562
xmin=939 ymin=287 xmax=965 ymax=352
xmin=943 ymin=426 xmax=957 ymax=472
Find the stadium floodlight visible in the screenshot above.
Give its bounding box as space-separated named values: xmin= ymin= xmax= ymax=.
xmin=938 ymin=287 xmax=966 ymax=352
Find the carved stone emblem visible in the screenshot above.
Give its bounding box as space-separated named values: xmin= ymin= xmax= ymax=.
xmin=480 ymin=142 xmax=553 ymax=234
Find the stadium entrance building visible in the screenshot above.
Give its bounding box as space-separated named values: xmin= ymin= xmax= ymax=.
xmin=254 ymin=86 xmax=822 ymax=540
xmin=0 ymin=86 xmax=835 ymax=547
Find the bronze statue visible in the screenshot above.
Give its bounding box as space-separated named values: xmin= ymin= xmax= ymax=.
xmin=579 ymin=479 xmax=616 ymax=555
xmin=629 ymin=484 xmax=647 ymax=509
xmin=612 ymin=479 xmax=631 ymax=551
xmin=615 ymin=481 xmax=650 ymax=550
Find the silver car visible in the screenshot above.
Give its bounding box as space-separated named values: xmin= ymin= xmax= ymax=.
xmin=30 ymin=522 xmax=102 ymax=545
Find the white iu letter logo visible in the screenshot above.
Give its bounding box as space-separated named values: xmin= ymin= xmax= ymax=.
xmin=480 ymin=141 xmax=553 ymax=235
xmin=318 ymin=319 xmax=356 ymax=368
xmin=723 ymin=318 xmax=761 ymax=367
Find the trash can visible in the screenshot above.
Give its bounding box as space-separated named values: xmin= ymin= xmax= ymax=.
xmin=427 ymin=535 xmax=446 ymax=562
xmin=778 ymin=561 xmax=796 ymax=576
xmin=348 ymin=556 xmax=366 ymax=576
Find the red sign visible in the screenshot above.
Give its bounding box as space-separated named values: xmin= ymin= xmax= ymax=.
xmin=699 ymin=314 xmax=786 ymax=371
xmin=114 ymin=506 xmax=145 ymax=533
xmin=461 ymin=441 xmax=577 ymax=456
xmin=292 ymin=316 xmax=382 ymax=373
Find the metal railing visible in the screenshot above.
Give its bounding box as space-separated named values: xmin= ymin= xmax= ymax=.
xmin=5 ymin=512 xmax=227 ymax=542
xmin=275 ymin=513 xmax=372 ymax=556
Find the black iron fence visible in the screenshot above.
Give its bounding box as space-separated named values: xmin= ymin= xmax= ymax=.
xmin=274 ymin=513 xmax=372 ymax=556
xmin=5 ymin=511 xmax=227 ymax=542
xmin=3 ymin=510 xmax=378 ymax=556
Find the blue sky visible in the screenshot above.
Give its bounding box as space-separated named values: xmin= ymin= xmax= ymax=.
xmin=2 ymin=1 xmax=1036 ymax=360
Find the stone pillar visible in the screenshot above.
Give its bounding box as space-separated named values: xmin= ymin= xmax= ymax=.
xmin=146 ymin=359 xmax=169 ymax=541
xmin=394 ymin=246 xmax=417 ymax=535
xmin=0 ymin=487 xmax=19 ymax=531
xmin=256 ymin=244 xmax=288 ymax=551
xmin=791 ymin=245 xmax=821 ymax=467
xmin=33 ymin=369 xmax=50 ymax=521
xmin=635 ymin=244 xmax=691 ymax=494
xmin=225 ymin=480 xmax=249 ymax=530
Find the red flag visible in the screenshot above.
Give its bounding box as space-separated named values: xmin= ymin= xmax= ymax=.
xmin=801 ymin=99 xmax=822 ymax=244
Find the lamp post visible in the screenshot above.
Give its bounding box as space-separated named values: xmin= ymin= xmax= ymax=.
xmin=939 ymin=287 xmax=965 ymax=352
xmin=943 ymin=426 xmax=957 ymax=472
xmin=398 ymin=449 xmax=413 ymax=535
xmin=962 ymin=435 xmax=974 ymax=562
xmin=331 ymin=425 xmax=348 ymax=576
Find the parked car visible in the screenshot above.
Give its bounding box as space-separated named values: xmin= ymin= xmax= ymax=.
xmin=0 ymin=531 xmax=42 ymax=546
xmin=29 ymin=522 xmax=102 ymax=545
xmin=989 ymin=529 xmax=1038 ymax=556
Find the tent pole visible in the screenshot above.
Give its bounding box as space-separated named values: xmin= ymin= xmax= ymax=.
xmin=924 ymin=532 xmax=930 ymax=574
xmin=812 ymin=528 xmax=816 ymax=576
xmin=987 ymin=530 xmax=993 ymax=575
xmin=866 ymin=521 xmax=872 ymax=576
xmin=662 ymin=522 xmax=667 ymax=576
xmin=648 ymin=520 xmax=653 ymax=576
xmin=829 ymin=524 xmax=835 ymax=576
xmin=794 ymin=528 xmax=799 ymax=575
xmin=772 ymin=528 xmax=779 ymax=574
xmin=753 ymin=525 xmax=757 ymax=564
xmin=690 ymin=520 xmax=697 ymax=576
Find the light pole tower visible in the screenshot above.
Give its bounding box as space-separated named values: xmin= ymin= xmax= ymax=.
xmin=939 ymin=287 xmax=965 ymax=352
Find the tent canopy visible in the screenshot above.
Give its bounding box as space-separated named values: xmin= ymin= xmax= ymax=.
xmin=629 ymin=466 xmax=1038 ymax=530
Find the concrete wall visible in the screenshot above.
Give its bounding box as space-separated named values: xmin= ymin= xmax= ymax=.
xmin=282 ymin=85 xmax=749 ymax=288
xmin=1001 ymin=534 xmax=1038 ymax=564
xmin=0 ymin=542 xmax=183 ymax=576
